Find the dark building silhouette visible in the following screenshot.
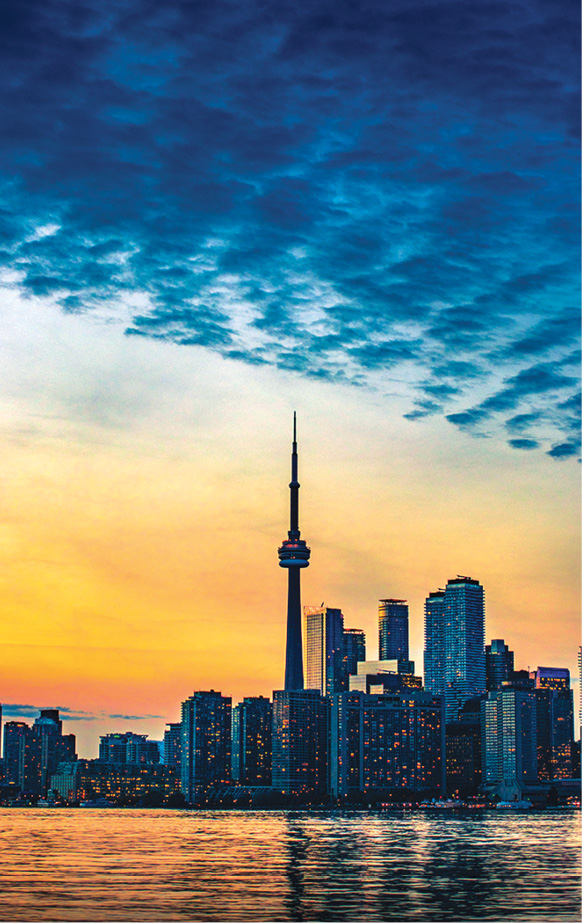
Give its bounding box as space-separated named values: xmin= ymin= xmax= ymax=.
xmin=278 ymin=414 xmax=310 ymax=691
xmin=272 ymin=690 xmax=328 ymax=795
xmin=305 ymin=606 xmax=345 ymax=695
xmin=3 ymin=711 xmax=76 ymax=795
xmin=329 ymin=690 xmax=445 ymax=798
xmin=232 ymin=696 xmax=272 ymax=785
xmin=424 ymin=576 xmax=485 ymax=721
xmin=33 ymin=709 xmax=76 ymax=794
xmin=530 ymin=668 xmax=574 ymax=780
xmin=3 ymin=722 xmax=36 ymax=789
xmin=99 ymin=732 xmax=159 ymax=765
xmin=378 ymin=599 xmax=409 ymax=662
xmin=486 ymin=639 xmax=514 ymax=691
xmin=445 ymin=697 xmax=483 ymax=796
xmin=164 ymin=723 xmax=182 ymax=769
xmin=181 ymin=690 xmax=231 ymax=802
xmin=343 ymin=628 xmax=366 ymax=686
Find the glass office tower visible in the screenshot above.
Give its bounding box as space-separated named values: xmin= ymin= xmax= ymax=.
xmin=378 ymin=598 xmax=409 ymax=662
xmin=304 ymin=606 xmax=345 ymax=695
xmin=424 ymin=576 xmax=485 ymax=721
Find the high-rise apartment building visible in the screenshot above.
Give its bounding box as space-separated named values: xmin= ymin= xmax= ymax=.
xmin=343 ymin=629 xmax=366 ymax=683
xmin=231 ymin=696 xmax=272 ymax=785
xmin=378 ymin=599 xmax=409 ymax=662
xmin=329 ymin=690 xmax=445 ymax=798
xmin=33 ymin=709 xmax=76 ymax=794
xmin=181 ymin=691 xmax=231 ymax=803
xmin=163 ymin=723 xmax=182 ymax=769
xmin=486 ymin=639 xmax=514 ymax=691
xmin=304 ymin=606 xmax=345 ymax=695
xmin=3 ymin=711 xmax=76 ymax=795
xmin=578 ymin=646 xmax=581 ymax=728
xmin=2 ymin=722 xmax=36 ymax=790
xmin=529 ymin=668 xmax=573 ymax=780
xmin=99 ymin=732 xmax=159 ymax=765
xmin=424 ymin=576 xmax=485 ymax=721
xmin=482 ymin=682 xmax=538 ymax=800
xmin=272 ymin=689 xmax=328 ymax=795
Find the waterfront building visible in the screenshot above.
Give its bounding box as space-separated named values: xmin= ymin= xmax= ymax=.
xmin=529 ymin=668 xmax=574 ymax=780
xmin=50 ymin=760 xmax=180 ymax=804
xmin=343 ymin=628 xmax=366 ymax=685
xmin=272 ymin=689 xmax=328 ymax=795
xmin=481 ymin=680 xmax=538 ymax=800
xmin=578 ymin=646 xmax=581 ymax=728
xmin=329 ymin=690 xmax=445 ymax=798
xmin=231 ymin=696 xmax=272 ymax=785
xmin=99 ymin=732 xmax=159 ymax=765
xmin=2 ymin=722 xmax=37 ymax=790
xmin=304 ymin=606 xmax=345 ymax=695
xmin=485 ymin=639 xmax=514 ymax=691
xmin=164 ymin=723 xmax=182 ymax=769
xmin=181 ymin=691 xmax=231 ymax=802
xmin=378 ymin=599 xmax=409 ymax=662
xmin=424 ymin=576 xmax=485 ymax=721
xmin=445 ymin=697 xmax=483 ymax=796
xmin=3 ymin=711 xmax=76 ymax=795
xmin=278 ymin=413 xmax=311 ymax=691
xmin=33 ymin=709 xmax=76 ymax=794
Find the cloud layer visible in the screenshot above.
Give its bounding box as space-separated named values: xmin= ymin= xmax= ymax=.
xmin=0 ymin=0 xmax=578 ymax=457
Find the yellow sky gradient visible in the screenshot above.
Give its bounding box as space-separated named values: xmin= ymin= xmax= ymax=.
xmin=0 ymin=291 xmax=579 ymax=755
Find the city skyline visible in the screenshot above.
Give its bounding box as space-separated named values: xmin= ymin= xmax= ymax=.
xmin=0 ymin=0 xmax=579 ymax=761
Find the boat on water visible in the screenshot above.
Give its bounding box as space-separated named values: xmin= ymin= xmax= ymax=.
xmin=419 ymin=799 xmax=464 ymax=809
xmin=79 ymin=798 xmax=116 ymax=808
xmin=496 ymin=799 xmax=533 ymax=810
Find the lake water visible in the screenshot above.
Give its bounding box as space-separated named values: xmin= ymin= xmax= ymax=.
xmin=0 ymin=808 xmax=579 ymax=921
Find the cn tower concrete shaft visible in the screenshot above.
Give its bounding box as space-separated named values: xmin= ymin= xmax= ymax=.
xmin=277 ymin=413 xmax=310 ymax=691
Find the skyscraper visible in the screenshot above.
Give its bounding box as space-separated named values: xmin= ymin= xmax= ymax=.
xmin=181 ymin=691 xmax=231 ymax=803
xmin=33 ymin=709 xmax=76 ymax=794
xmin=304 ymin=606 xmax=345 ymax=695
xmin=378 ymin=599 xmax=409 ymax=662
xmin=482 ymin=681 xmax=538 ymax=801
xmin=231 ymin=696 xmax=272 ymax=785
xmin=278 ymin=413 xmax=310 ymax=691
xmin=486 ymin=639 xmax=514 ymax=690
xmin=343 ymin=628 xmax=366 ymax=683
xmin=164 ymin=723 xmax=182 ymax=770
xmin=424 ymin=576 xmax=485 ymax=721
xmin=271 ymin=689 xmax=328 ymax=795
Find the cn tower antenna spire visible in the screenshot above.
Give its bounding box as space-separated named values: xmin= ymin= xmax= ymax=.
xmin=278 ymin=412 xmax=310 ymax=690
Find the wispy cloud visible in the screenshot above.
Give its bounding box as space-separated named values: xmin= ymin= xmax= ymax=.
xmin=1 ymin=703 xmax=164 ymax=722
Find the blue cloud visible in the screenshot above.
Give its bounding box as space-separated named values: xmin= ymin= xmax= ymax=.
xmin=0 ymin=0 xmax=578 ymax=458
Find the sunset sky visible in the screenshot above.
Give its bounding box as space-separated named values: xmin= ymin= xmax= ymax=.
xmin=0 ymin=0 xmax=579 ymax=756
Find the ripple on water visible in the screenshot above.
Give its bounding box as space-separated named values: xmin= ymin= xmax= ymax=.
xmin=0 ymin=809 xmax=579 ymax=921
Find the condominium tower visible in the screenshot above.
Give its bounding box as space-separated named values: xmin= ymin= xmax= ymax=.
xmin=424 ymin=576 xmax=485 ymax=721
xmin=304 ymin=606 xmax=345 ymax=695
xmin=378 ymin=598 xmax=409 ymax=662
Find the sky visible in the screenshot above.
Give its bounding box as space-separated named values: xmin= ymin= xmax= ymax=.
xmin=0 ymin=0 xmax=579 ymax=756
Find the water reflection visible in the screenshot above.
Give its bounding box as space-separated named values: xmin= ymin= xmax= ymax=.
xmin=0 ymin=809 xmax=578 ymax=921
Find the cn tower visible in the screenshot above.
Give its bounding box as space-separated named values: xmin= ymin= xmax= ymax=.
xmin=278 ymin=412 xmax=310 ymax=690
